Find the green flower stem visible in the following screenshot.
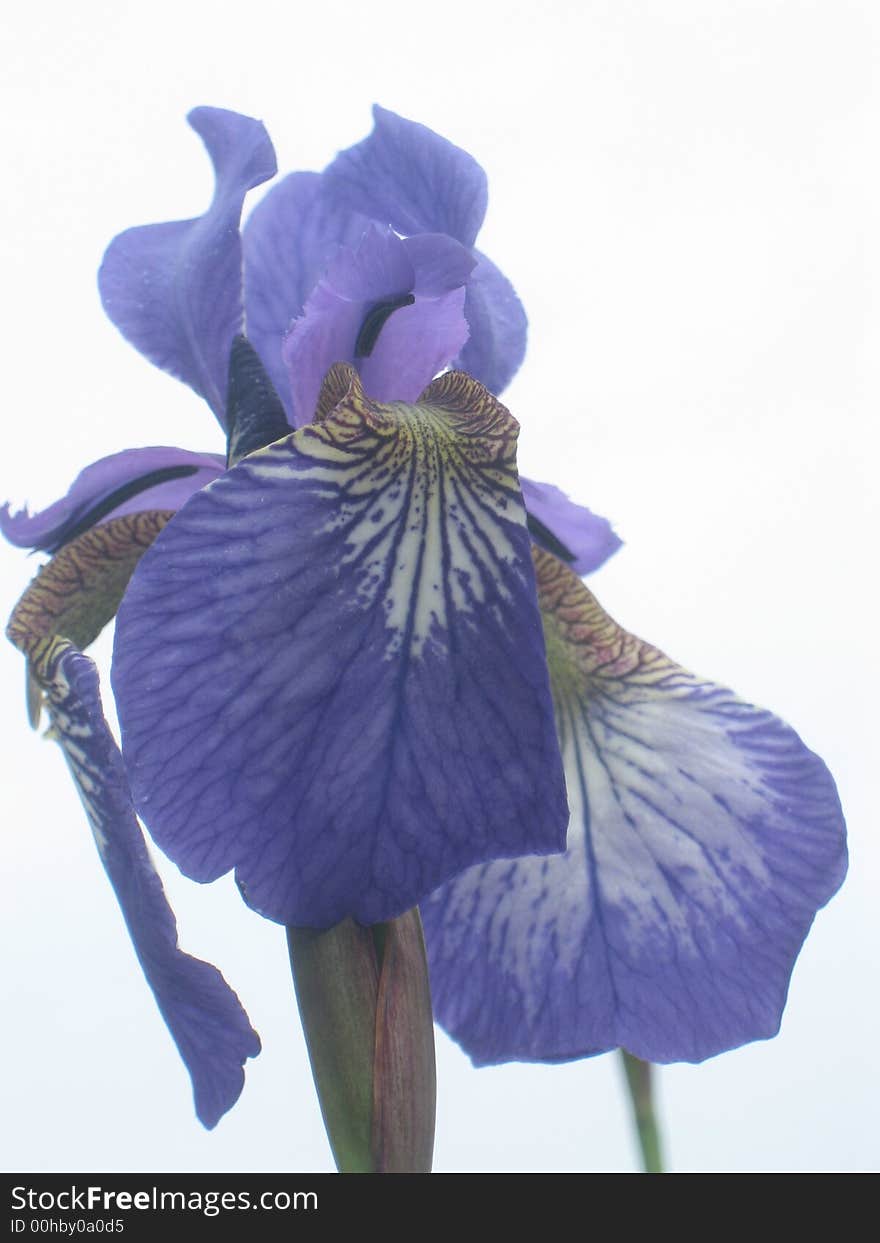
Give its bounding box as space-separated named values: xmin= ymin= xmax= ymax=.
xmin=620 ymin=1051 xmax=664 ymax=1173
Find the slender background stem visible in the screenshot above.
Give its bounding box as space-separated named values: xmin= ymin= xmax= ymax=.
xmin=620 ymin=1052 xmax=664 ymax=1174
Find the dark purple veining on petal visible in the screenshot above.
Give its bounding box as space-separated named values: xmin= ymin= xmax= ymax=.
xmin=422 ymin=551 xmax=847 ymax=1066
xmin=113 ymin=372 xmax=567 ymax=928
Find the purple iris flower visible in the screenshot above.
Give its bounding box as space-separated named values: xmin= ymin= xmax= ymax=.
xmin=2 ymin=103 xmax=847 ymax=1130
xmin=92 ymin=102 xmax=619 ymax=576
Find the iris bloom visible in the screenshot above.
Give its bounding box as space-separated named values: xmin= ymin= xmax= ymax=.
xmin=3 ymin=106 xmax=846 ymax=1129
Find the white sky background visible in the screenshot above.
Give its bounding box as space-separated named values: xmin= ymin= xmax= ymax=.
xmin=0 ymin=0 xmax=877 ymax=1174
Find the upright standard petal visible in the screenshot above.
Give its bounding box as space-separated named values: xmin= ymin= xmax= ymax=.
xmin=520 ymin=478 xmax=622 ymax=576
xmin=455 ymin=251 xmax=528 ymax=395
xmin=322 ymin=106 xmax=488 ymax=248
xmin=422 ymin=549 xmax=847 ymax=1066
xmin=112 ymin=367 xmax=568 ymax=928
xmin=6 ymin=516 xmax=260 ymax=1128
xmin=243 ymin=172 xmax=371 ymax=411
xmin=99 ymin=108 xmax=277 ymax=422
xmin=1 ymin=447 xmax=224 ymax=553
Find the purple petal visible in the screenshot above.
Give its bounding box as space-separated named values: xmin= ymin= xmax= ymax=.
xmin=322 ymin=105 xmax=488 ymax=247
xmin=422 ymin=551 xmax=847 ymax=1066
xmin=323 ymin=223 xmax=414 ymax=301
xmin=281 ymin=281 xmax=364 ymax=427
xmin=242 ymin=172 xmax=371 ymax=414
xmin=112 ymin=368 xmax=568 ymax=929
xmin=359 ymin=289 xmax=469 ymax=403
xmin=281 ymin=226 xmax=415 ymax=425
xmin=403 ymin=234 xmax=477 ymax=297
xmin=520 ymin=478 xmax=622 ymax=576
xmin=1 ymin=447 xmax=225 ymax=553
xmin=40 ymin=640 xmax=260 ymax=1127
xmin=455 ymin=250 xmax=528 ymax=395
xmin=281 ymin=228 xmax=469 ymax=424
xmin=5 ymin=497 xmax=258 ymax=1128
xmin=99 ymin=108 xmax=277 ymax=423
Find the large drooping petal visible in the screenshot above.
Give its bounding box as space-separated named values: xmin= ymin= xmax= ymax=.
xmin=6 ymin=515 xmax=260 ymax=1128
xmin=1 ymin=447 xmax=224 ymax=554
xmin=422 ymin=549 xmax=847 ymax=1066
xmin=455 ymin=251 xmax=528 ymax=395
xmin=281 ymin=227 xmax=471 ymax=426
xmin=322 ymin=106 xmax=488 ymax=248
xmin=99 ymin=108 xmax=277 ymax=423
xmin=37 ymin=641 xmax=260 ymax=1127
xmin=520 ymin=478 xmax=622 ymax=576
xmin=112 ymin=367 xmax=568 ymax=929
xmin=243 ymin=171 xmax=371 ymax=411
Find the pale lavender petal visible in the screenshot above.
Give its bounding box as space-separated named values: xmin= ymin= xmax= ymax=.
xmin=42 ymin=640 xmax=260 ymax=1127
xmin=99 ymin=108 xmax=277 ymax=423
xmin=403 ymin=234 xmax=476 ymax=296
xmin=112 ymin=370 xmax=567 ymax=929
xmin=1 ymin=447 xmax=225 ymax=553
xmin=324 ymin=224 xmax=413 ymax=300
xmin=242 ymin=172 xmax=370 ymax=412
xmin=455 ymin=250 xmax=528 ymax=394
xmin=281 ymin=225 xmax=414 ymax=427
xmin=281 ymin=227 xmax=468 ymax=423
xmin=322 ymin=106 xmax=488 ymax=247
xmin=359 ymin=289 xmax=469 ymax=403
xmin=520 ymin=478 xmax=622 ymax=576
xmin=282 ymin=283 xmax=365 ymax=426
xmin=422 ymin=551 xmax=847 ymax=1066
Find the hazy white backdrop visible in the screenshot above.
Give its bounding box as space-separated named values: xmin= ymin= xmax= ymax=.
xmin=1 ymin=0 xmax=876 ymax=1173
